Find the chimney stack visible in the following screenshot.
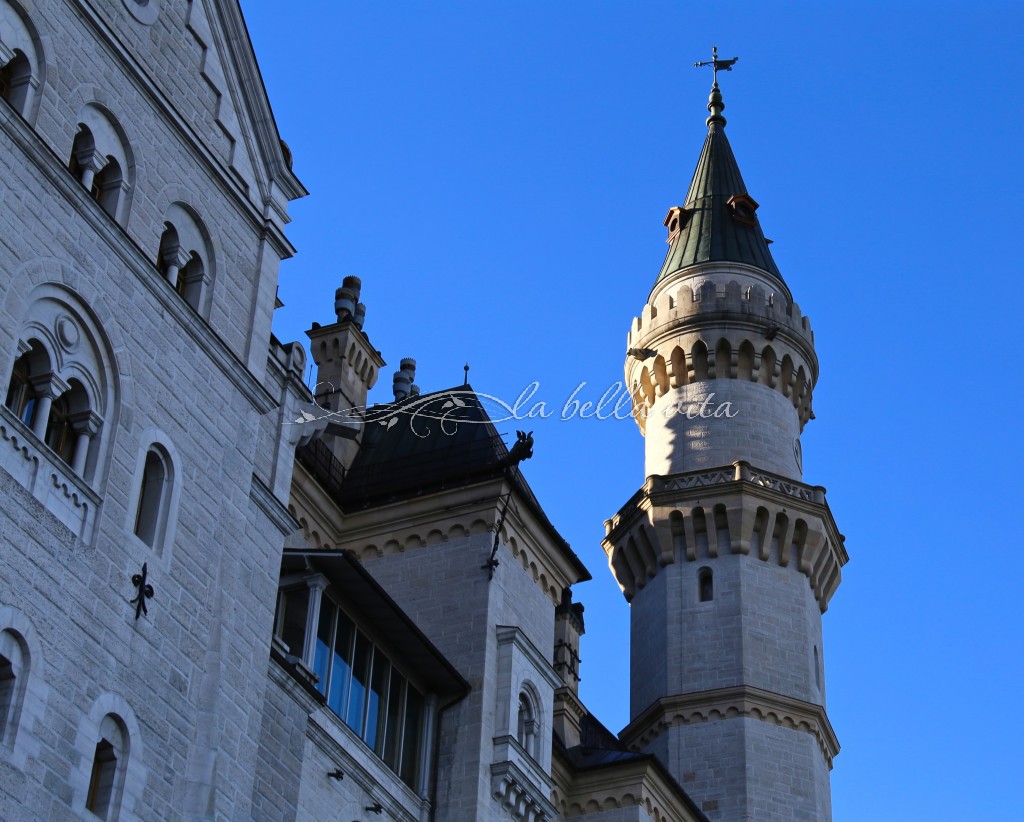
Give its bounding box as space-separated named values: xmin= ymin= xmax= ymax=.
xmin=392 ymin=358 xmax=417 ymax=401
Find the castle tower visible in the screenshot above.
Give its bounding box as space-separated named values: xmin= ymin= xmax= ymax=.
xmin=604 ymin=75 xmax=848 ymax=820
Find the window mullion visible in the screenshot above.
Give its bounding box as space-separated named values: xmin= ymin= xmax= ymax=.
xmin=302 ymin=575 xmax=329 ymax=671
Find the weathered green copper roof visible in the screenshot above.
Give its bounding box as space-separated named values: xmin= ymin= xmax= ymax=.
xmin=654 ymin=84 xmax=782 ymax=287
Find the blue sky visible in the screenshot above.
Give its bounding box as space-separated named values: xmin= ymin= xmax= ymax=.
xmin=245 ymin=2 xmax=1024 ymax=818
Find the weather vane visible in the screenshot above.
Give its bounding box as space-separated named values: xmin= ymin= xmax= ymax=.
xmin=693 ymin=45 xmax=739 ymax=87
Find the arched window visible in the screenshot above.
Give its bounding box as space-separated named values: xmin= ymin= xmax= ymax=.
xmin=0 ymin=629 xmax=26 ymax=748
xmin=134 ymin=447 xmax=172 ymax=549
xmin=44 ymin=390 xmax=74 ymax=463
xmin=698 ymin=567 xmax=714 ymax=602
xmin=85 ymin=714 xmax=127 ymax=820
xmin=176 ymin=253 xmax=204 ymax=308
xmin=157 ymin=205 xmax=214 ymax=313
xmin=0 ymin=1 xmax=44 ymax=122
xmin=4 ymin=341 xmax=48 ymax=427
xmin=155 ymin=224 xmax=180 ymax=279
xmin=44 ymin=379 xmax=94 ymax=473
xmin=69 ymin=105 xmax=134 ymax=226
xmin=69 ymin=125 xmax=98 ymax=190
xmin=0 ymin=49 xmax=30 ymax=114
xmin=516 ymin=691 xmax=538 ymax=758
xmin=92 ymin=156 xmax=124 ymax=220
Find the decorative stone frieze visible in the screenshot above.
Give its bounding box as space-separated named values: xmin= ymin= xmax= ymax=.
xmin=602 ymin=461 xmax=846 ymax=610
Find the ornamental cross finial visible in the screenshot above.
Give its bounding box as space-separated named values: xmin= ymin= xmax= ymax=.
xmin=693 ymin=45 xmax=739 ymax=87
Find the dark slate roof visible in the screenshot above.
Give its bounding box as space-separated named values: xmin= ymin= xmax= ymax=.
xmin=653 ymin=92 xmax=782 ymax=288
xmin=295 ymin=385 xmax=590 ymax=582
xmin=553 ymin=713 xmax=710 ymax=821
xmin=342 ymin=385 xmax=512 ymax=505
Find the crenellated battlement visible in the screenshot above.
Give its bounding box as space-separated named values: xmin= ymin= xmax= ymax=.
xmin=624 ymin=268 xmax=820 ymax=433
xmin=625 ymin=333 xmax=816 ymax=435
xmin=601 ymin=461 xmax=847 ymax=612
xmin=630 ymin=275 xmax=815 ymax=352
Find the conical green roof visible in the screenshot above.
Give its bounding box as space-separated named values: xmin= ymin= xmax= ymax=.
xmin=654 ymin=85 xmax=782 ymax=286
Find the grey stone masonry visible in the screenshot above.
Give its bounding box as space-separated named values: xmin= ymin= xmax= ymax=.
xmin=0 ymin=0 xmax=307 ymax=819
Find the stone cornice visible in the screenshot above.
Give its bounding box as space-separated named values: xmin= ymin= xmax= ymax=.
xmin=553 ymin=687 xmax=586 ymax=722
xmin=622 ymin=685 xmax=840 ymax=768
xmin=491 ymin=757 xmax=558 ymax=822
xmin=551 ymin=748 xmax=707 ymax=822
xmin=601 ymin=461 xmax=847 ymax=610
xmin=289 ymin=467 xmax=582 ymax=605
xmin=249 ymin=473 xmax=299 ymax=536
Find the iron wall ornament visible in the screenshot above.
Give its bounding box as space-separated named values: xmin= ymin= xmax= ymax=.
xmin=130 ymin=562 xmax=154 ymax=620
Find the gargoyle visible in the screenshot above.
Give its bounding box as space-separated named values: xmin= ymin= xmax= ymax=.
xmin=504 ymin=430 xmax=534 ymax=467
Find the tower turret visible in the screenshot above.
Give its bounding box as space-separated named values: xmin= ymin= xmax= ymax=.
xmin=307 ymin=276 xmax=386 ymax=470
xmin=606 ymin=68 xmax=848 ymax=821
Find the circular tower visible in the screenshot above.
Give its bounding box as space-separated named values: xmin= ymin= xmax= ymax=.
xmin=604 ymin=79 xmax=848 ymax=821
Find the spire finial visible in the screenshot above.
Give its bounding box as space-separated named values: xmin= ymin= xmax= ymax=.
xmin=694 ymin=45 xmax=738 ymax=129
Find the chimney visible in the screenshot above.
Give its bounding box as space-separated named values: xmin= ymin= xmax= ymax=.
xmin=392 ymin=358 xmax=417 ymax=401
xmin=334 ymin=275 xmax=362 ymax=322
xmin=552 ymin=588 xmax=586 ymax=748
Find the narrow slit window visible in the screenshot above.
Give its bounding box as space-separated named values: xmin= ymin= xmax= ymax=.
xmin=134 ymin=449 xmax=168 ymax=547
xmin=699 ymin=568 xmax=714 ymax=602
xmin=85 ymin=739 xmax=117 ymax=817
xmin=0 ymin=654 xmax=15 ymax=741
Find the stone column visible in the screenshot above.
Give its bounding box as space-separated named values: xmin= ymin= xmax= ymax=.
xmin=28 ymin=373 xmax=68 ymax=440
xmin=69 ymin=410 xmax=102 ymax=475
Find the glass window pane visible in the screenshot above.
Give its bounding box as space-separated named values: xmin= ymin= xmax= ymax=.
xmin=400 ymin=685 xmax=424 ymax=788
xmin=313 ymin=605 xmax=334 ymax=697
xmin=365 ymin=650 xmax=390 ymax=755
xmin=346 ymin=629 xmax=371 ymax=733
xmin=328 ymin=610 xmax=355 ymax=717
xmin=383 ymin=672 xmax=405 ymax=770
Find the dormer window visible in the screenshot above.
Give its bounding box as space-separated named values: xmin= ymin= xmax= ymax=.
xmin=727 ymin=193 xmax=759 ymax=226
xmin=663 ymin=206 xmax=691 ymax=243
